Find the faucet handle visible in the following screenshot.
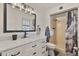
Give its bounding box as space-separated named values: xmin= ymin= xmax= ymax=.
xmin=24 ymin=32 xmax=27 ymax=38
xmin=23 ymin=32 xmax=29 ymax=38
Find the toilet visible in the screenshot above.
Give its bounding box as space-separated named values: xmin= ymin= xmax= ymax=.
xmin=46 ymin=43 xmax=56 ymax=56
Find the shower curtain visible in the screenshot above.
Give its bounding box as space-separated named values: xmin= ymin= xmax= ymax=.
xmin=65 ymin=9 xmax=78 ymax=56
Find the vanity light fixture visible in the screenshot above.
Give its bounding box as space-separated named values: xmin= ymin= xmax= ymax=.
xmin=8 ymin=3 xmax=35 ymax=14
xmin=25 ymin=8 xmax=28 ymax=13
xmin=21 ymin=4 xmax=24 ymax=9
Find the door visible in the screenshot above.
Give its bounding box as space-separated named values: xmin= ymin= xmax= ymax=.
xmin=50 ymin=13 xmax=67 ymax=54
xmin=56 ymin=16 xmax=67 ymax=54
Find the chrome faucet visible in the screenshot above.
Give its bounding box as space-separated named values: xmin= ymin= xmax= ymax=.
xmin=24 ymin=32 xmax=27 ymax=38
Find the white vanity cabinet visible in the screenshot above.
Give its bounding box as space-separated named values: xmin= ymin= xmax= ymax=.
xmin=23 ymin=39 xmax=47 ymax=56
xmin=0 ymin=38 xmax=47 ymax=56
xmin=2 ymin=46 xmax=24 ymax=56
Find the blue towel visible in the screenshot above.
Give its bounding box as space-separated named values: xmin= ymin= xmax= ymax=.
xmin=45 ymin=26 xmax=50 ymax=37
xmin=45 ymin=26 xmax=50 ymax=42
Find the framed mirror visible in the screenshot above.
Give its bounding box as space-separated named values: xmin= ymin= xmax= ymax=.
xmin=4 ymin=3 xmax=36 ymax=32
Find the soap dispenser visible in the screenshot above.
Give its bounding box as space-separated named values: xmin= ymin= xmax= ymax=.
xmin=36 ymin=25 xmax=41 ymax=35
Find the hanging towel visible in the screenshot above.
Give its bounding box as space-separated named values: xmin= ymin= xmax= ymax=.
xmin=45 ymin=26 xmax=50 ymax=42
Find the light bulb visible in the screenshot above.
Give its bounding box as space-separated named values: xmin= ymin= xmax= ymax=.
xmin=12 ymin=5 xmax=15 ymax=8
xmin=29 ymin=9 xmax=33 ymax=14
xmin=21 ymin=5 xmax=24 ymax=9
xmin=31 ymin=8 xmax=35 ymax=14
xmin=29 ymin=11 xmax=32 ymax=14
xmin=19 ymin=4 xmax=22 ymax=11
xmin=31 ymin=10 xmax=35 ymax=13
xmin=25 ymin=9 xmax=28 ymax=13
xmin=12 ymin=3 xmax=17 ymax=8
xmin=27 ymin=8 xmax=30 ymax=12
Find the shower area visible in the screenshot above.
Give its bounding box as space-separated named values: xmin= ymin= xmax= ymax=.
xmin=66 ymin=9 xmax=78 ymax=56
xmin=50 ymin=8 xmax=78 ymax=56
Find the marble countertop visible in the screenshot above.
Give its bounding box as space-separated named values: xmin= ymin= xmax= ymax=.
xmin=0 ymin=35 xmax=46 ymax=52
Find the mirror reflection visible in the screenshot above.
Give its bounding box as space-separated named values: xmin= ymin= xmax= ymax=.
xmin=6 ymin=4 xmax=36 ymax=32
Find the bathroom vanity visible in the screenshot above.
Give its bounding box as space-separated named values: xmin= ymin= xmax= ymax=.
xmin=0 ymin=36 xmax=47 ymax=56
xmin=0 ymin=3 xmax=47 ymax=56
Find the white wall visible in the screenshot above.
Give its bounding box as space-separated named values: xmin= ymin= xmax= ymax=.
xmin=45 ymin=3 xmax=79 ymax=55
xmin=0 ymin=4 xmax=26 ymax=41
xmin=0 ymin=3 xmax=3 ymax=34
xmin=0 ymin=3 xmax=47 ymax=41
xmin=34 ymin=6 xmax=47 ymax=36
xmin=0 ymin=3 xmax=79 ymax=41
xmin=46 ymin=3 xmax=79 ymax=36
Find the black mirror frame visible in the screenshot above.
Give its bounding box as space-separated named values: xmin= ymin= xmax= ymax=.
xmin=3 ymin=3 xmax=36 ymax=33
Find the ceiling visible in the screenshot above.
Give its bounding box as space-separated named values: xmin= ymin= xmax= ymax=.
xmin=28 ymin=3 xmax=63 ymax=11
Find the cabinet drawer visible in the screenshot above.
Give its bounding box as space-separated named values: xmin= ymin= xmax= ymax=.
xmin=39 ymin=39 xmax=46 ymax=43
xmin=39 ymin=39 xmax=46 ymax=46
xmin=2 ymin=46 xmax=24 ymax=56
xmin=23 ymin=48 xmax=40 ymax=56
xmin=24 ymin=41 xmax=39 ymax=50
xmin=42 ymin=51 xmax=48 ymax=56
xmin=23 ymin=40 xmax=46 ymax=56
xmin=37 ymin=48 xmax=47 ymax=56
xmin=35 ymin=45 xmax=46 ymax=56
xmin=24 ymin=40 xmax=46 ymax=51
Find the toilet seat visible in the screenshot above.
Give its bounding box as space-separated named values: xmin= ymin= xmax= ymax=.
xmin=46 ymin=43 xmax=56 ymax=56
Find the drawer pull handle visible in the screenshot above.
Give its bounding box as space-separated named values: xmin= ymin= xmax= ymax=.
xmin=42 ymin=41 xmax=45 ymax=43
xmin=11 ymin=52 xmax=20 ymax=56
xmin=0 ymin=53 xmax=2 ymax=56
xmin=42 ymin=46 xmax=46 ymax=48
xmin=42 ymin=51 xmax=45 ymax=54
xmin=33 ymin=52 xmax=36 ymax=55
xmin=32 ymin=45 xmax=37 ymax=47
